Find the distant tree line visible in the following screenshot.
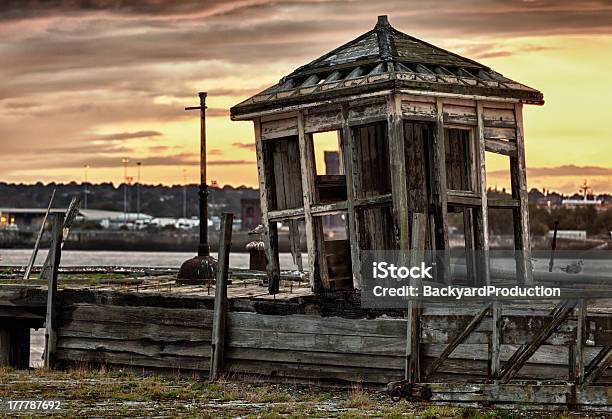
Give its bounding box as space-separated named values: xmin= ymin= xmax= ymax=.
xmin=0 ymin=182 xmax=258 ymax=219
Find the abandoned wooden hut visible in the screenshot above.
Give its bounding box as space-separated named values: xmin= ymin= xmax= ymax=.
xmin=230 ymin=15 xmax=544 ymax=293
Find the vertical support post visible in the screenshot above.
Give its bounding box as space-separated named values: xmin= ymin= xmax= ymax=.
xmin=490 ymin=300 xmax=502 ymax=380
xmin=405 ymin=213 xmax=427 ymax=382
xmin=511 ymin=102 xmax=533 ymax=285
xmin=297 ymin=112 xmax=326 ymax=291
xmin=254 ymin=118 xmax=280 ymax=294
xmin=210 ymin=212 xmax=233 ymax=381
xmin=341 ymin=105 xmax=362 ymax=289
xmin=463 ymin=208 xmax=476 ymax=285
xmin=574 ymin=298 xmax=586 ymax=384
xmin=432 ymin=98 xmax=450 ymax=284
xmin=474 ymin=102 xmax=491 ymax=285
xmin=288 ymin=220 xmax=303 ymax=271
xmin=44 ymin=212 xmax=64 ymax=369
xmin=387 ymin=93 xmax=409 ymax=250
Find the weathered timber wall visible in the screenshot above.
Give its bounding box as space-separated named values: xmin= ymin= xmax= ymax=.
xmin=53 ymin=293 xmax=611 ymax=386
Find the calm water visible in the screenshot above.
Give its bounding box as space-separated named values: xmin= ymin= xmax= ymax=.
xmin=0 ymin=248 xmax=305 ymax=270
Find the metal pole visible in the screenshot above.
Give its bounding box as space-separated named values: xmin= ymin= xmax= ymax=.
xmin=197 ymin=92 xmax=210 ymax=256
xmin=136 ymin=162 xmax=141 ymax=219
xmin=122 ymin=158 xmax=129 ymax=223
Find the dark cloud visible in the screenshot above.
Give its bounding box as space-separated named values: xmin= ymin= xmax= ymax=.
xmin=490 ymin=165 xmax=612 ymax=177
xmin=84 ymin=130 xmax=162 ymax=142
xmin=232 ymin=142 xmax=255 ymax=151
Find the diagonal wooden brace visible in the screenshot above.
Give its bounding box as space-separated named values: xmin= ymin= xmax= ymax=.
xmin=424 ymin=303 xmax=492 ymax=379
xmin=497 ymin=299 xmax=577 ymax=383
xmin=583 ymin=346 xmax=612 ymax=386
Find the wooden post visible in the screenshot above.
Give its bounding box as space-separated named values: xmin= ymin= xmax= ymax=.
xmin=44 ymin=212 xmax=64 ymax=369
xmin=574 ymin=298 xmax=586 ymax=384
xmin=24 ymin=188 xmax=56 ymax=280
xmin=490 ymin=301 xmax=502 ymax=380
xmin=297 ymin=111 xmax=326 ymax=291
xmin=387 ymin=93 xmax=409 ymax=251
xmin=254 ymin=118 xmax=281 ymax=294
xmin=210 ymin=212 xmax=233 ymax=381
xmin=474 ymin=101 xmax=491 ymax=286
xmin=341 ymin=105 xmax=362 ymax=289
xmin=432 ymin=98 xmax=450 ymax=285
xmin=548 ymin=220 xmax=559 ymax=272
xmin=510 ymin=103 xmax=533 ymax=285
xmin=40 ymin=196 xmax=81 ymax=279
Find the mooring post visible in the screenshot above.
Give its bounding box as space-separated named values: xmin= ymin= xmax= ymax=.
xmin=210 ymin=212 xmax=233 ymax=381
xmin=44 ymin=212 xmax=64 ymax=369
xmin=548 ymin=220 xmax=559 ymax=273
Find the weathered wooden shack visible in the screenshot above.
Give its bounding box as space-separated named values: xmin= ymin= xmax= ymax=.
xmin=231 ymin=15 xmax=544 ymax=292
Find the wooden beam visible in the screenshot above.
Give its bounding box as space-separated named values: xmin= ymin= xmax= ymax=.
xmin=432 ymin=98 xmax=450 ymax=284
xmin=44 ymin=212 xmax=64 ymax=369
xmin=267 ymin=208 xmax=304 ymax=221
xmin=447 ymin=194 xmax=481 ymax=207
xmin=254 ymin=118 xmax=281 ymax=294
xmin=297 ymin=112 xmax=325 ymax=291
xmin=510 ymin=103 xmax=533 ymax=285
xmin=310 ymin=201 xmax=348 ymax=215
xmin=485 ymin=139 xmax=517 ymax=157
xmin=425 ymin=303 xmax=492 ymax=378
xmin=341 ymin=104 xmax=361 ymax=290
xmin=474 ymin=101 xmax=491 ymax=286
xmin=497 ymin=300 xmax=576 ymax=382
xmin=210 ymin=213 xmax=232 ymax=381
xmin=387 ymin=93 xmax=410 ymax=251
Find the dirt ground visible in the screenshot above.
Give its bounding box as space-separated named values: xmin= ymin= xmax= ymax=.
xmin=0 ymin=367 xmax=607 ymax=418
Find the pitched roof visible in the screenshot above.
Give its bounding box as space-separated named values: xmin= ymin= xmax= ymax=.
xmin=231 ymin=16 xmax=544 ymax=119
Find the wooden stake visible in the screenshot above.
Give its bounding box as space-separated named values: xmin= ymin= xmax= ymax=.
xmin=24 ymin=188 xmax=56 ymax=280
xmin=210 ymin=212 xmax=233 ymax=381
xmin=44 ymin=212 xmax=64 ymax=369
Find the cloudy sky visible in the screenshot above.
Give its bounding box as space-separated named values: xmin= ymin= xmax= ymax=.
xmin=1 ymin=0 xmax=611 ymax=193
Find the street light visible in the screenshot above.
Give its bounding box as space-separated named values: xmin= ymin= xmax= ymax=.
xmin=121 ymin=158 xmax=129 ymax=223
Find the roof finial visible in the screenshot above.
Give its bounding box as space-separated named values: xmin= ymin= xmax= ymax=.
xmin=377 ymin=15 xmax=389 ymax=27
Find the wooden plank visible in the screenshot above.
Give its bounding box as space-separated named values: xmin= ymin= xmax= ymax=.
xmin=210 ymin=213 xmax=232 ymax=380
xmin=485 ymin=139 xmax=518 ymax=157
xmin=341 ymin=105 xmax=361 ymax=289
xmin=228 ymin=312 xmax=406 ymax=337
xmin=447 ymin=194 xmax=481 ymax=207
xmin=425 ymin=304 xmax=492 ymax=378
xmin=226 ymin=347 xmax=405 ymax=370
xmin=267 ymin=208 xmax=304 ymax=221
xmin=575 ymin=299 xmax=586 ymax=384
xmin=490 ymin=302 xmax=502 ymax=379
xmin=510 ymin=103 xmax=533 ymax=285
xmin=310 ymin=201 xmax=348 ymax=215
xmin=226 ymin=329 xmax=405 ymax=356
xmin=443 ymin=104 xmax=477 ymax=126
xmin=59 ymin=320 xmax=212 ymax=342
xmin=44 ymin=212 xmax=64 ymax=369
xmin=61 ymin=304 xmax=214 ymax=327
xmin=348 ymin=102 xmax=387 ymax=125
xmin=401 ymin=100 xmax=437 ymax=119
xmin=260 ymin=117 xmax=298 ymax=140
xmin=483 ymin=127 xmax=517 ymax=141
xmin=488 ymin=198 xmax=520 ymax=208
xmin=57 ymin=337 xmax=211 ymax=358
xmin=304 ymin=109 xmax=343 ymax=133
xmin=56 ymin=348 xmax=211 ymax=371
xmin=483 ymin=107 xmax=516 ymax=127
xmin=254 ymin=118 xmax=281 ymax=293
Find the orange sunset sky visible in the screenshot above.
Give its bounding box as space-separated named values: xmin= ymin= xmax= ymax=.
xmin=0 ymin=1 xmax=610 ymax=194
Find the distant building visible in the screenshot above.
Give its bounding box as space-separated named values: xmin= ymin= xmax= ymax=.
xmin=324 ymin=150 xmax=340 ymax=175
xmin=240 ymin=198 xmax=261 ymax=231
